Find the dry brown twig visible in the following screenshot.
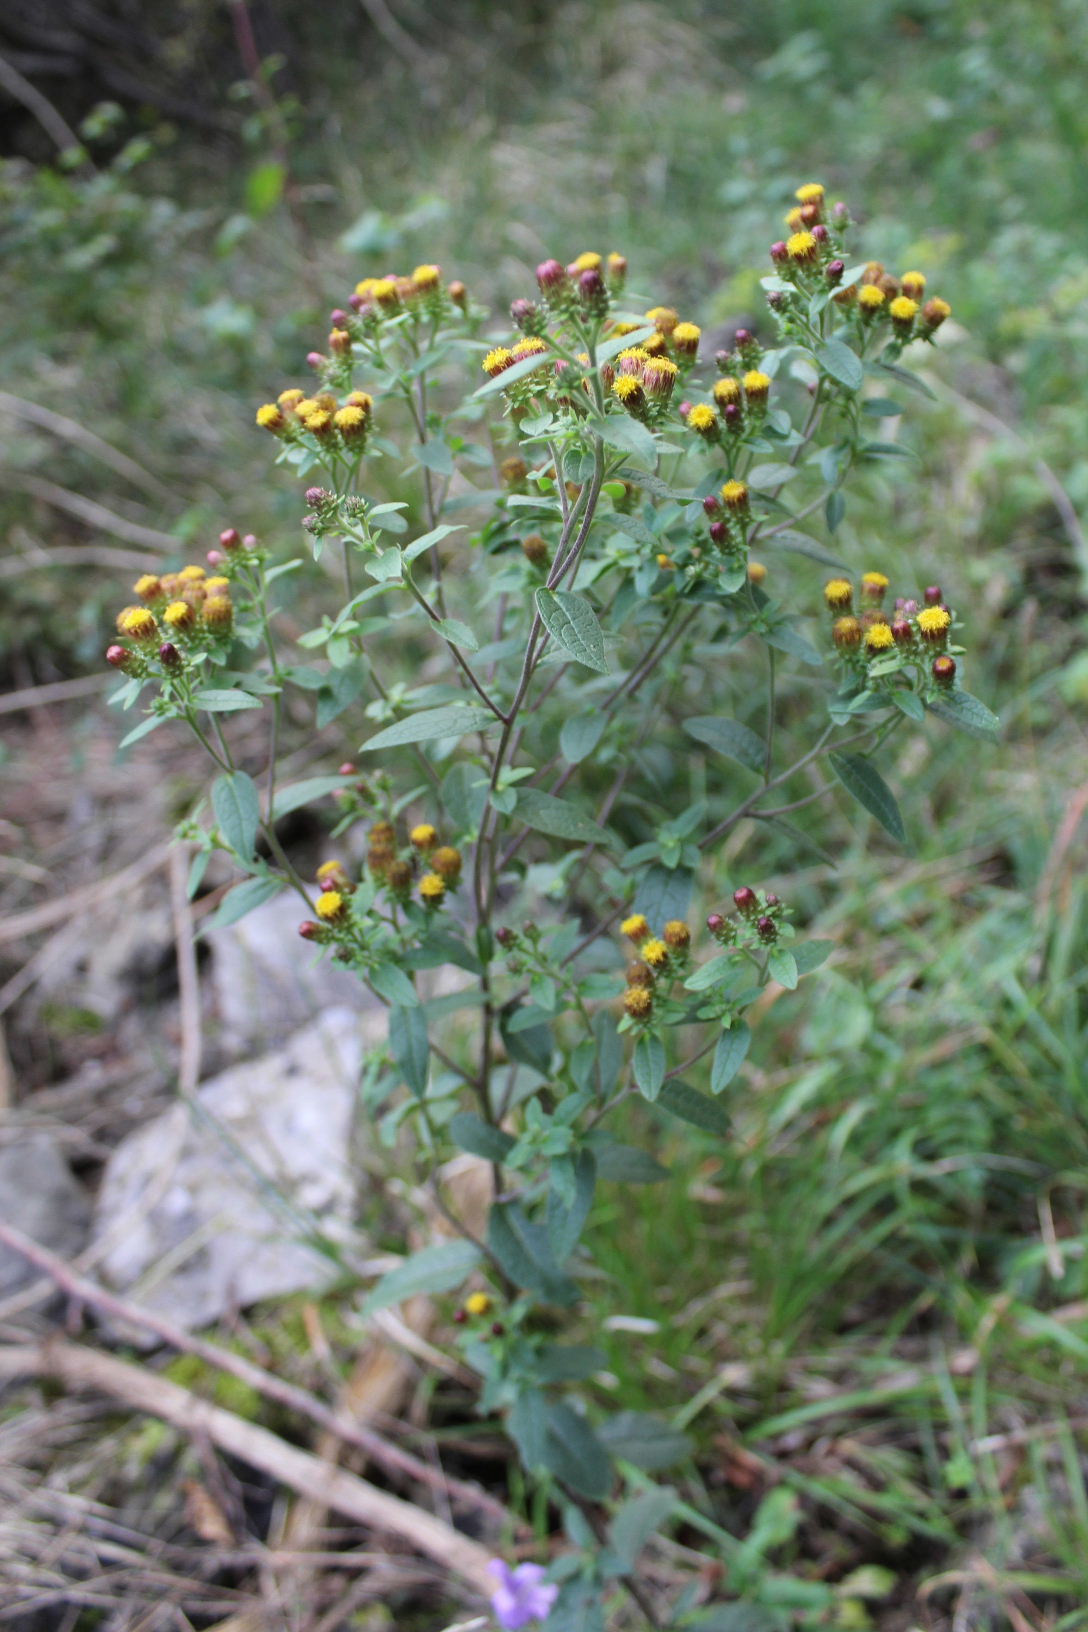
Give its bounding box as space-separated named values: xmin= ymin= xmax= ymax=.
xmin=0 ymin=1336 xmax=498 ymax=1596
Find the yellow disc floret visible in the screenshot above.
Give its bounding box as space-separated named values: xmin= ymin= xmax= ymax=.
xmin=795 ymin=182 xmax=825 ymax=205
xmin=410 ymin=823 xmax=438 ymax=851
xmin=824 ymin=578 xmax=854 ymax=610
xmin=512 ymin=336 xmax=547 ymax=359
xmin=743 ymin=370 xmax=771 ymax=402
xmin=720 ymin=479 xmax=749 ymax=510
xmin=900 ymin=271 xmax=926 ymax=300
xmin=464 ymin=1291 xmax=492 ymax=1316
xmin=623 ymin=985 xmax=654 ymax=1020
xmin=858 ymin=284 xmax=886 ymax=312
xmin=412 ymin=263 xmax=441 ymax=289
xmin=622 ymin=913 xmax=650 ymax=943
xmin=917 ymin=605 xmax=952 ymax=640
xmin=663 ymin=920 xmax=690 ymax=949
xmin=889 ymin=295 xmax=919 ymax=327
xmin=645 ymin=305 xmax=679 ymax=334
xmin=419 ymin=872 xmax=446 ymax=906
xmin=133 ymin=574 xmax=163 ymax=601
xmin=334 ymin=405 xmax=369 ymax=439
xmin=786 ymin=231 xmax=818 ymax=263
xmin=613 ymin=374 xmax=644 ymax=406
xmin=864 ymin=621 xmax=895 ymax=652
xmin=256 ymin=403 xmax=286 ymax=431
xmin=163 ymin=599 xmax=196 ymax=631
xmin=483 ymin=347 xmax=514 ymax=376
xmin=671 ymin=321 xmax=701 ymax=355
xmin=431 ymin=846 xmax=463 ymax=881
xmin=202 ymin=596 xmax=233 ymax=629
xmin=571 ymin=251 xmax=602 ymax=272
xmin=315 ymin=890 xmax=348 ymax=923
xmin=686 ymin=403 xmax=719 ymax=434
xmin=116 ymin=605 xmax=157 ymax=641
xmin=642 ymin=938 xmax=669 ymax=970
xmin=833 ymin=615 xmax=862 ymax=649
xmin=713 ymin=376 xmax=741 ymax=405
xmin=278 ymin=387 xmax=306 ymax=409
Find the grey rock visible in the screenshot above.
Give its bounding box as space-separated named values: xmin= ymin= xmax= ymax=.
xmin=206 ymin=891 xmax=371 ymax=1055
xmin=0 ymin=1133 xmax=92 ymax=1296
xmin=91 ymin=1008 xmax=376 ymax=1333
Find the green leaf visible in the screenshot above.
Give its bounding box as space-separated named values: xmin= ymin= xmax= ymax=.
xmin=793 ymin=939 xmax=835 ymax=974
xmin=595 ymin=324 xmax=656 ymax=363
xmin=449 ymin=1111 xmax=514 ymax=1163
xmin=829 ymin=751 xmax=906 ymax=842
xmin=893 ymin=689 xmax=926 ymax=722
xmin=441 ymin=761 xmax=489 ymax=834
xmin=767 ymin=947 xmax=799 ymax=989
xmin=363 ymin=1239 xmax=480 ymax=1316
xmin=535 ymin=1342 xmax=607 ymax=1381
xmin=816 ymin=338 xmax=864 ymax=391
xmin=202 ymin=875 xmax=284 ymax=934
xmin=488 ymin=1202 xmax=576 ymax=1303
xmin=245 ymin=160 xmax=284 ymax=218
xmin=475 ymin=348 xmax=555 ymax=396
xmin=609 ymin=1486 xmax=677 ymax=1571
xmin=862 ymin=396 xmax=906 ymax=418
xmin=877 ymin=359 xmax=938 ymax=401
xmin=596 ymin=1144 xmax=669 ymax=1184
xmin=543 ymin=1402 xmax=612 ymax=1498
xmin=193 ymin=689 xmax=264 ymax=712
xmin=655 ymin=1080 xmax=731 ymax=1136
xmin=118 ymin=714 xmax=166 ymax=749
xmin=547 ymin=1150 xmax=596 ymax=1262
xmin=825 ymin=489 xmax=846 ymax=532
xmin=361 ymin=704 xmax=498 ymax=751
xmin=598 ymin=1411 xmax=692 ymax=1472
xmin=402 ymin=523 xmax=464 ymax=563
xmin=927 ymin=688 xmax=1001 ymax=741
xmin=508 ymin=1388 xmax=549 ymax=1470
xmin=684 ymin=716 xmax=764 ymax=773
xmin=271 ymin=774 xmax=351 ymax=819
xmin=212 ymin=771 xmax=261 ymax=863
xmin=633 ymin=1033 xmax=666 ymax=1101
xmin=500 ymin=1005 xmax=553 ymax=1073
xmin=432 ymin=617 xmax=478 ymax=652
xmin=763 ymin=623 xmax=824 ymax=665
xmin=535 ymin=589 xmax=609 ymax=673
xmin=711 ymin=1022 xmax=751 ymax=1092
xmin=590 ymin=412 xmax=657 ymax=465
xmin=514 ymin=788 xmax=617 ymax=849
xmin=634 ymin=865 xmax=694 ymax=926
xmin=389 ymin=1004 xmax=430 ymax=1096
xmin=747 ymin=463 xmax=800 ymax=490
xmin=763 ymin=529 xmax=848 ymax=570
xmin=685 ymin=953 xmax=747 ymax=994
xmin=369 ymin=962 xmax=418 ymax=1007
xmin=417 ymin=438 xmax=454 ymax=475
xmin=560 ymin=712 xmax=606 ymax=764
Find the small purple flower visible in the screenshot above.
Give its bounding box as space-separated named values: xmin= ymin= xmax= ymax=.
xmin=488 ymin=1559 xmax=559 ymax=1629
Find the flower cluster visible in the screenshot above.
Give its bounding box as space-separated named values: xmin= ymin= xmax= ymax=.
xmin=298 ymin=818 xmax=464 ymax=945
xmin=825 ymin=575 xmax=962 ymax=693
xmin=706 ymin=885 xmax=790 ymax=949
xmin=619 ymin=914 xmax=691 ymax=1023
xmin=255 ymin=385 xmax=375 ymax=457
xmin=765 ymin=182 xmax=951 ymax=355
xmin=105 ymin=538 xmax=248 ymax=676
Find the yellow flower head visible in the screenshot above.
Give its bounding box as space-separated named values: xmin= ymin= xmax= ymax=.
xmin=202 ymin=596 xmax=234 ymax=629
xmin=483 ymin=347 xmax=514 ymax=377
xmin=612 ymin=374 xmax=644 ymax=407
xmin=642 ymin=355 xmax=679 ymax=396
xmin=617 ymin=347 xmax=650 ymax=372
xmin=713 ymin=375 xmax=741 ymax=406
xmin=410 ymin=823 xmax=438 ymax=851
xmin=663 ymin=920 xmax=690 ymax=949
xmin=864 ymin=621 xmax=894 ymax=652
xmin=295 ymin=398 xmax=322 ymax=420
xmin=354 ymin=277 xmax=380 ymax=299
xmin=833 ymin=615 xmax=862 ymax=649
xmin=622 ymin=913 xmax=650 ymax=943
xmin=370 ymin=278 xmax=399 ymax=307
xmin=642 ymin=938 xmax=669 ymax=970
xmin=671 ymin=321 xmax=701 ymax=356
xmin=686 ymin=403 xmax=719 ymax=435
xmin=464 ymin=1291 xmax=492 ymax=1317
xmin=922 ymin=297 xmax=951 ymax=329
xmin=609 ymin=321 xmax=641 ymax=338
xmin=334 ymin=404 xmax=369 ymax=439
xmin=278 ymin=387 xmax=306 ymax=409
xmin=571 ymin=251 xmax=603 ymax=272
xmin=315 ymin=889 xmax=347 ymax=923
xmin=785 ymin=206 xmax=805 ymax=231
xmin=346 ymin=390 xmax=374 ymax=413
xmin=116 ymin=605 xmax=157 ymax=641
xmin=861 ymin=571 xmax=889 ymax=603
xmin=795 ymin=182 xmax=825 ymax=205
xmin=824 ymin=578 xmax=854 ymax=610
xmin=917 ymin=605 xmax=952 ymax=639
xmin=163 ymin=599 xmax=196 ymax=631
xmin=205 ymin=577 xmax=231 ymax=595
xmin=858 ymin=284 xmax=886 ymax=312
xmin=316 ymin=859 xmax=349 ymax=887
xmin=656 ymin=553 xmax=674 ymax=569
xmin=720 ymin=479 xmax=749 ymax=511
xmin=889 ymin=295 xmax=919 ymax=325
xmin=748 ymin=560 xmax=767 ymax=585
xmin=133 ymin=574 xmax=163 ymax=601
xmin=645 ymin=305 xmax=679 ymax=335
xmin=787 ymin=231 xmax=818 ymax=263
xmin=431 ymin=845 xmax=463 ymax=881
xmin=419 ymin=872 xmax=446 ymax=906
xmin=411 ymin=263 xmax=441 ymax=289
xmin=256 ymin=403 xmax=286 ymax=432
xmin=623 ymin=984 xmax=654 ymax=1020
xmin=743 ymin=369 xmax=771 ymax=402
xmin=512 ymin=336 xmax=547 ymax=359
xmin=900 ymin=270 xmax=926 ymax=300
xmin=173 ymin=566 xmax=201 ymax=586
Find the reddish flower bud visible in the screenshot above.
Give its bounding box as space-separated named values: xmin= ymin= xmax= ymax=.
xmin=105 ymin=644 xmax=131 ymax=669
xmin=329 ymin=328 xmax=351 ymax=355
xmin=338 ymin=762 xmax=356 ymax=776
xmin=159 ymin=642 xmax=181 ymax=668
xmin=307 ymin=351 xmax=326 ymax=370
xmin=490 ymin=1322 xmax=506 ymax=1337
xmin=536 ymin=258 xmax=567 ymax=293
xmin=757 ymin=915 xmax=777 ymax=942
xmin=206 ymin=549 xmax=225 ymax=567
xmin=706 ymin=912 xmax=725 ymax=934
xmin=348 ymin=292 xmax=366 ymax=312
xmin=219 ymin=528 xmax=241 ymax=549
xmin=832 ymin=201 xmax=850 ymax=224
xmin=924 ymin=585 xmax=942 ymax=606
xmin=715 ymin=350 xmax=732 ymax=372
xmin=330 ymin=308 xmax=350 ymax=327
xmin=453 ymin=1308 xmax=468 ymax=1324
xmin=678 ymin=400 xmax=692 ymax=419
xmin=891 ymin=618 xmax=913 ymax=645
xmin=702 ymin=494 xmax=721 ymax=516
xmin=733 ymin=886 xmax=757 ymax=914
xmin=496 ymin=926 xmax=516 ymax=947
xmin=811 ymin=223 xmax=829 ymax=244
xmin=723 ymin=402 xmax=742 ymax=429
xmin=510 ymin=296 xmax=539 ymax=331
xmin=578 ymin=267 xmax=607 ymax=313
xmin=770 ymin=241 xmax=789 ymax=264
xmin=766 ymin=290 xmax=787 ymax=312
xmin=932 ymin=655 xmax=957 ymax=688
xmin=305 ymin=486 xmax=330 ymax=507
xmin=243 ymin=534 xmax=258 ymax=549
xmin=826 ymin=259 xmax=845 ymax=286
xmin=764 ymin=893 xmax=780 ymax=907
xmin=298 ymin=920 xmax=321 ymax=940
xmin=448 ymin=280 xmax=467 ymax=308
xmin=709 ymin=520 xmax=727 ymax=544
xmin=734 ymin=328 xmax=752 ymax=349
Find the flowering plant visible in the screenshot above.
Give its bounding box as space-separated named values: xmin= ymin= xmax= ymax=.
xmin=106 ymin=184 xmax=995 ymax=1625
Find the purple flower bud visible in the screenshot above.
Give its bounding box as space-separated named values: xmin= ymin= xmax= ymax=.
xmin=702 ymin=494 xmax=721 ymax=516
xmin=812 ymin=223 xmax=829 ymax=244
xmin=330 ymin=308 xmax=350 ymax=327
xmin=733 ymin=886 xmax=757 ymax=914
xmin=924 ymin=585 xmax=943 ymax=606
xmin=770 ymin=240 xmax=789 ymax=264
xmin=306 ymin=351 xmax=326 ymax=370
xmin=536 ymin=258 xmax=566 ymax=293
xmin=826 ymin=259 xmax=845 ymax=287
xmin=510 ymin=296 xmax=539 ymax=331
xmin=757 ymin=915 xmax=777 ymax=942
xmin=305 ymin=486 xmax=329 ymax=507
xmin=488 ymin=1559 xmax=559 ymax=1630
xmin=159 ymin=642 xmax=181 ymax=669
xmin=707 ymin=912 xmax=725 ymax=933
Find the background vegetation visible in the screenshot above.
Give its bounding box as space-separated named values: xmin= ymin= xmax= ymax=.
xmin=2 ymin=1 xmax=1087 ymax=1626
